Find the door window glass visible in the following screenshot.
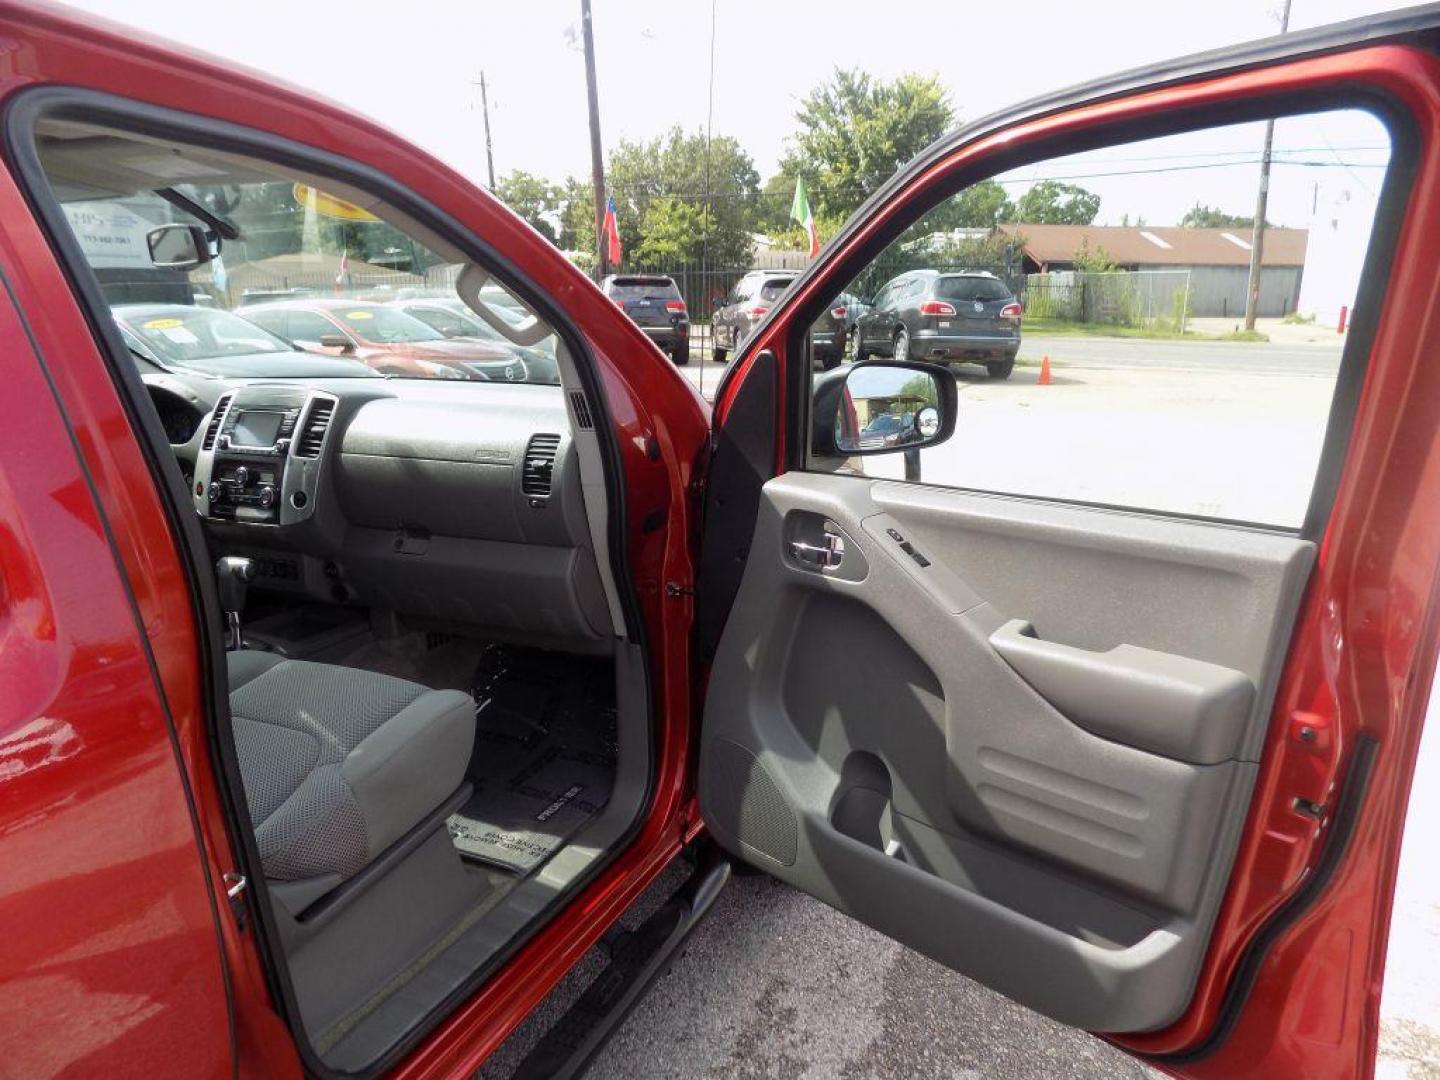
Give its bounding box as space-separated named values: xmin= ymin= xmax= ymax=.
xmin=814 ymin=108 xmax=1393 ymax=528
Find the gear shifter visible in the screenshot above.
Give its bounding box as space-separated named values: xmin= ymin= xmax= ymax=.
xmin=216 ymin=556 xmax=256 ymax=650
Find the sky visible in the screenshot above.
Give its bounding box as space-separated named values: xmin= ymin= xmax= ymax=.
xmin=66 ymin=0 xmax=1406 ymax=207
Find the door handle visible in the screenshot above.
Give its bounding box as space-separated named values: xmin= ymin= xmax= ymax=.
xmin=788 ymin=532 xmax=845 ymax=569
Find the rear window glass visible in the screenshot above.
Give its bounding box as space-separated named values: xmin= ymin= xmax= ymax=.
xmin=935 ymin=276 xmax=1011 ymax=302
xmin=760 ymin=279 xmax=795 ymax=301
xmin=608 ymin=278 xmax=679 ymax=300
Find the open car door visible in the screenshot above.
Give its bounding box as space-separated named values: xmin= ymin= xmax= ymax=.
xmin=695 ymin=11 xmax=1440 ymax=1079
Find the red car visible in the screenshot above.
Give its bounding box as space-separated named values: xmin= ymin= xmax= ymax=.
xmin=240 ymin=298 xmax=529 ymax=382
xmin=2 ymin=4 xmax=1436 ymax=1080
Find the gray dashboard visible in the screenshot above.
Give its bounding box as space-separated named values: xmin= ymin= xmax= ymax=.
xmin=189 ymin=378 xmax=609 ymax=649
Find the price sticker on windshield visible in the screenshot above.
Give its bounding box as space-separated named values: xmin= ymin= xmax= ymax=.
xmin=346 ymin=310 xmax=374 ymax=319
xmin=143 ymin=317 xmax=184 ymax=330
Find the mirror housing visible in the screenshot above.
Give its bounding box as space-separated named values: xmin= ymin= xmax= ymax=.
xmin=147 ymin=223 xmax=215 ymax=270
xmin=811 ymin=361 xmax=957 ymax=458
xmin=318 ymin=333 xmax=354 ymax=353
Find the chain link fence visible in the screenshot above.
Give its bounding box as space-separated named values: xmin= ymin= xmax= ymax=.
xmin=1020 ymin=270 xmax=1193 ymax=332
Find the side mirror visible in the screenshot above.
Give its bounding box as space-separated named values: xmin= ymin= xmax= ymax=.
xmin=147 ymin=223 xmax=215 ymax=270
xmin=811 ymin=361 xmax=956 ymax=458
xmin=318 ymin=333 xmax=354 ymax=353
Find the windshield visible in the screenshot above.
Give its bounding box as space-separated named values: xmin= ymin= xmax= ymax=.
xmin=936 ymin=276 xmax=1011 ymax=302
xmin=119 ymin=305 xmax=291 ymax=365
xmin=38 ymin=121 xmax=562 ymax=385
xmin=337 ymin=306 xmax=446 ymax=344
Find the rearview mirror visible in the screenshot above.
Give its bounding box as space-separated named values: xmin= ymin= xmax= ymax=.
xmin=811 ymin=361 xmax=956 ymax=458
xmin=146 ymin=223 xmax=214 ymax=270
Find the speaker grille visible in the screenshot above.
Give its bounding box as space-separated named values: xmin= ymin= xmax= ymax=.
xmin=705 ymin=739 xmax=797 ymax=867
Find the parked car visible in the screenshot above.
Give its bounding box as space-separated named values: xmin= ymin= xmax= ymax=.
xmin=238 ymin=298 xmax=530 ymax=381
xmin=600 ymin=274 xmax=690 ymax=365
xmin=854 ymin=269 xmax=1022 ymax=378
xmin=1 ymin=7 xmax=1430 ymax=1080
xmin=390 ymin=296 xmax=560 ymax=383
xmin=712 ymin=268 xmax=847 ymax=368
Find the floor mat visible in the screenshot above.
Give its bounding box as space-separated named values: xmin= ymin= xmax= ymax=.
xmin=447 ymin=646 xmax=617 ymax=874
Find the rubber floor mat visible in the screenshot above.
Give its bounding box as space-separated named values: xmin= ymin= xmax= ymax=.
xmin=447 ymin=646 xmax=617 ymax=874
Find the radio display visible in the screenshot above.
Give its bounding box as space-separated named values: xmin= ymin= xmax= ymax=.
xmin=232 ymin=410 xmax=285 ymax=447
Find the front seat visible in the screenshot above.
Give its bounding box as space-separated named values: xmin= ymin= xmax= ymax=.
xmin=226 ymin=650 xmax=475 ymax=885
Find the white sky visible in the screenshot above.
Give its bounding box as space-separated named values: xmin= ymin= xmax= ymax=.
xmin=68 ymin=0 xmax=1404 ymax=208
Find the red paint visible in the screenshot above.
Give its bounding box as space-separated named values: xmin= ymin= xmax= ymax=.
xmin=1338 ymin=304 xmax=1350 ymax=333
xmin=0 ymin=2 xmax=1432 ymax=1077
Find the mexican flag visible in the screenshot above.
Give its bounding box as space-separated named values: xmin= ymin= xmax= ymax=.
xmin=790 ymin=176 xmax=819 ymax=258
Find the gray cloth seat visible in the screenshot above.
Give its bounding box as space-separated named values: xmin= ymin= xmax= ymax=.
xmin=227 ymin=650 xmax=475 ymax=884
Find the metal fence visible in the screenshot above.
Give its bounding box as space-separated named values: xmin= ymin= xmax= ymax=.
xmin=1020 ymin=270 xmax=1193 ymax=332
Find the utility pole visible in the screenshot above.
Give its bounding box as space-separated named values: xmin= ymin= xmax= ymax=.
xmin=1243 ymin=0 xmax=1292 ymax=331
xmin=479 ymin=71 xmax=496 ymax=190
xmin=581 ymin=0 xmax=608 ymax=277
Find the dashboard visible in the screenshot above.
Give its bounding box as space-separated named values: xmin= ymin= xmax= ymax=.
xmin=179 ymin=377 xmax=609 ymax=649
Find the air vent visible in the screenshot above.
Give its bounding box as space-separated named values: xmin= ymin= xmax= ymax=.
xmin=202 ymin=394 xmax=232 ymax=450
xmin=521 ymin=433 xmax=561 ymax=497
xmin=568 ymin=391 xmax=593 ymax=430
xmin=295 ymin=399 xmax=336 ymax=458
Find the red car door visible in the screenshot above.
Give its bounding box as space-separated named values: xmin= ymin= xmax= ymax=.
xmin=0 ymin=180 xmax=240 ymax=1074
xmin=696 ymin=12 xmax=1440 ymax=1080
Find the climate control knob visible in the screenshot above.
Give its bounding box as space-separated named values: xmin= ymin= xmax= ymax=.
xmin=233 ymin=466 xmax=251 ymax=486
xmin=207 ymin=481 xmax=224 ymax=504
xmin=258 ymin=485 xmax=277 ymax=509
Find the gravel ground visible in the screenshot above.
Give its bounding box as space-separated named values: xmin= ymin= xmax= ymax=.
xmin=481 ymin=870 xmax=1157 ymax=1080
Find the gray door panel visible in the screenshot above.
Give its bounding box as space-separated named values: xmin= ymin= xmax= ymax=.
xmin=699 ymin=473 xmax=1314 ymax=1032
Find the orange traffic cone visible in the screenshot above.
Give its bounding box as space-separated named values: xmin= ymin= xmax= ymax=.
xmin=1038 ymin=355 xmax=1053 ymax=386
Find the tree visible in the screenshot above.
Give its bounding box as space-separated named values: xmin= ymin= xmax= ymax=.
xmin=556 ymin=176 xmax=596 ymax=253
xmin=1180 ymin=202 xmax=1268 ymax=229
xmin=1014 ymin=180 xmax=1101 ymax=225
xmin=607 ymin=126 xmax=760 ymax=267
xmin=1071 ymin=238 xmax=1118 ymax=273
xmin=495 ymin=170 xmax=560 ymax=244
xmin=631 ymin=197 xmax=709 ymax=265
xmin=780 ymin=69 xmax=953 ymax=223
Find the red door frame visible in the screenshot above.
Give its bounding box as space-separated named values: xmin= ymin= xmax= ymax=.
xmin=0 ymin=3 xmax=710 ymax=1076
xmin=716 ymin=44 xmax=1440 ymax=1080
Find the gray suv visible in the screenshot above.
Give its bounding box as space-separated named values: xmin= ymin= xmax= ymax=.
xmin=854 ymin=269 xmax=1021 ymax=378
xmin=711 ymin=269 xmax=847 ymax=368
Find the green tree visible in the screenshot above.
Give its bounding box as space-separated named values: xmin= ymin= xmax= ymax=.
xmin=607 ymin=126 xmax=760 ymax=267
xmin=556 ymin=176 xmax=596 ymax=253
xmin=1179 ymin=202 xmax=1267 ymax=229
xmin=1014 ymin=180 xmax=1101 ymax=225
xmin=780 ymin=69 xmax=953 ymax=222
xmin=1071 ymin=237 xmax=1118 ymax=272
xmin=632 ymin=197 xmax=709 ymax=265
xmin=495 ymin=170 xmax=560 ymax=244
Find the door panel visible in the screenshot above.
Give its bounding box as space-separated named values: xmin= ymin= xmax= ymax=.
xmin=700 ymin=473 xmax=1312 ymax=1032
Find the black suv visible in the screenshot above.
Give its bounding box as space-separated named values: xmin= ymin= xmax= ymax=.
xmin=600 ymin=274 xmax=690 ymax=365
xmin=854 ymin=269 xmax=1021 ymax=378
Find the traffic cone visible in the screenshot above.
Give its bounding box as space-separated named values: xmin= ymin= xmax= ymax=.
xmin=1038 ymin=355 xmax=1053 ymax=386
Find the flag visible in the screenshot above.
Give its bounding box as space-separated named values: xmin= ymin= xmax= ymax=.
xmin=335 ymin=248 xmax=348 ymax=293
xmin=790 ymin=176 xmax=819 ymax=258
xmin=603 ymin=196 xmax=623 ymax=266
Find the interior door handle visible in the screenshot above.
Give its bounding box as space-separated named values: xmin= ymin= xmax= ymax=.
xmin=989 ymin=619 xmax=1254 ymax=764
xmin=788 ymin=533 xmax=845 ymax=569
